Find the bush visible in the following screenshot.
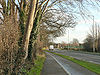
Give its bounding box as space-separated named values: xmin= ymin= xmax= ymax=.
xmin=0 ymin=16 xmax=20 ymax=74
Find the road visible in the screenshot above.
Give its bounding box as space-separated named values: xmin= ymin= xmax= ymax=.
xmin=41 ymin=52 xmax=68 ymax=75
xmin=53 ymin=50 xmax=100 ymax=64
xmin=42 ymin=52 xmax=97 ymax=75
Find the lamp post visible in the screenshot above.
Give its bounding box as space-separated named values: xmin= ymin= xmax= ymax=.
xmin=68 ymin=29 xmax=69 ymax=50
xmin=93 ymin=16 xmax=95 ymax=52
xmin=88 ymin=15 xmax=95 ymax=52
xmin=67 ymin=28 xmax=74 ymax=50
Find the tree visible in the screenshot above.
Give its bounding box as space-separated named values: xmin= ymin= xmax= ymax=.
xmin=83 ymin=23 xmax=100 ymax=52
xmin=83 ymin=34 xmax=93 ymax=52
xmin=22 ymin=0 xmax=37 ymax=60
xmin=1 ymin=0 xmax=100 ymax=74
xmin=72 ymin=38 xmax=79 ymax=46
xmin=42 ymin=10 xmax=76 ymax=38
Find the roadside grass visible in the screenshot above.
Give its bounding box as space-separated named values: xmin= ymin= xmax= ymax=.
xmin=22 ymin=55 xmax=45 ymax=75
xmin=46 ymin=50 xmax=100 ymax=74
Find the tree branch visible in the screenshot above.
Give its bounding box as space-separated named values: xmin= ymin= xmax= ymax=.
xmin=40 ymin=0 xmax=50 ymax=18
xmin=0 ymin=10 xmax=4 ymax=16
xmin=39 ymin=0 xmax=48 ymax=8
xmin=47 ymin=0 xmax=58 ymax=8
xmin=12 ymin=0 xmax=20 ymax=11
xmin=0 ymin=8 xmax=2 ymax=10
xmin=0 ymin=17 xmax=4 ymax=22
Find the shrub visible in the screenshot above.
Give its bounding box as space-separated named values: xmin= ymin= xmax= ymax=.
xmin=0 ymin=16 xmax=20 ymax=74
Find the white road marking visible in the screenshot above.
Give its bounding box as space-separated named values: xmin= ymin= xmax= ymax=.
xmin=47 ymin=52 xmax=71 ymax=75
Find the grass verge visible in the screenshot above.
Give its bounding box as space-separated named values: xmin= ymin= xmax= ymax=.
xmin=46 ymin=50 xmax=100 ymax=74
xmin=22 ymin=55 xmax=45 ymax=75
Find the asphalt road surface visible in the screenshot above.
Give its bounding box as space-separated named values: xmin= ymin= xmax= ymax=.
xmin=53 ymin=50 xmax=100 ymax=64
xmin=41 ymin=52 xmax=97 ymax=75
xmin=41 ymin=52 xmax=68 ymax=75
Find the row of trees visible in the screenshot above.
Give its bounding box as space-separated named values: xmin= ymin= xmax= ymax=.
xmin=83 ymin=23 xmax=100 ymax=52
xmin=0 ymin=0 xmax=77 ymax=74
xmin=1 ymin=0 xmax=100 ymax=74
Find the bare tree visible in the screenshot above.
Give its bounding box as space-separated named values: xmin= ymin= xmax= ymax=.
xmin=84 ymin=23 xmax=100 ymax=52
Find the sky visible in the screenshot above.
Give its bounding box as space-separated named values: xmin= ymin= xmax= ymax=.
xmin=1 ymin=0 xmax=100 ymax=44
xmin=53 ymin=1 xmax=100 ymax=44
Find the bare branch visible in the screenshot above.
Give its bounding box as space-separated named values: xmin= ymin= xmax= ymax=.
xmin=47 ymin=0 xmax=58 ymax=8
xmin=0 ymin=17 xmax=4 ymax=22
xmin=41 ymin=0 xmax=50 ymax=15
xmin=12 ymin=0 xmax=20 ymax=11
xmin=0 ymin=11 xmax=4 ymax=16
xmin=39 ymin=0 xmax=48 ymax=8
xmin=0 ymin=8 xmax=2 ymax=10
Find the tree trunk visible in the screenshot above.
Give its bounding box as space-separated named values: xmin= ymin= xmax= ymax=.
xmin=22 ymin=0 xmax=37 ymax=60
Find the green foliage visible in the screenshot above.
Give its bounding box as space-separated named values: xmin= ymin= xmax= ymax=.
xmin=18 ymin=10 xmax=27 ymax=47
xmin=47 ymin=51 xmax=100 ymax=74
xmin=19 ymin=11 xmax=26 ymax=35
xmin=83 ymin=35 xmax=93 ymax=52
xmin=7 ymin=0 xmax=10 ymax=15
xmin=28 ymin=11 xmax=42 ymax=60
xmin=22 ymin=56 xmax=45 ymax=75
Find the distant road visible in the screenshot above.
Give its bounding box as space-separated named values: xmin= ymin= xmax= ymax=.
xmin=53 ymin=50 xmax=100 ymax=64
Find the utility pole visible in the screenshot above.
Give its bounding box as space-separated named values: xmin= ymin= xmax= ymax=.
xmin=68 ymin=29 xmax=69 ymax=50
xmin=92 ymin=16 xmax=95 ymax=52
xmin=88 ymin=15 xmax=95 ymax=52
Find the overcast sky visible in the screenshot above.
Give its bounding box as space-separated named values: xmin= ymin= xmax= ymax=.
xmin=54 ymin=1 xmax=100 ymax=44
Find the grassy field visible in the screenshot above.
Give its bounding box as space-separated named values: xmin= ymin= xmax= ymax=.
xmin=46 ymin=50 xmax=100 ymax=74
xmin=22 ymin=55 xmax=45 ymax=75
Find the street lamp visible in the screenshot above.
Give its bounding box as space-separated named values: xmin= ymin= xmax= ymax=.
xmin=67 ymin=27 xmax=75 ymax=50
xmin=88 ymin=15 xmax=95 ymax=52
xmin=68 ymin=29 xmax=69 ymax=50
